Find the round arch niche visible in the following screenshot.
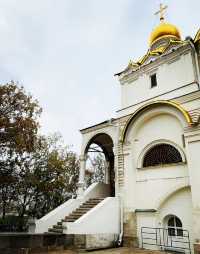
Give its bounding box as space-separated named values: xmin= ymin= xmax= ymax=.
xmin=84 ymin=133 xmax=115 ymax=197
xmin=137 ymin=139 xmax=186 ymax=169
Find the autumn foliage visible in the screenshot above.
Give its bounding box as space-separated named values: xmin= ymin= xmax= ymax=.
xmin=0 ymin=82 xmax=79 ymax=229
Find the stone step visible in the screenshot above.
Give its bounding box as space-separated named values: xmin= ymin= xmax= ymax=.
xmin=63 ymin=217 xmax=77 ymax=222
xmin=68 ymin=213 xmax=85 ymax=217
xmin=80 ymin=203 xmax=97 ymax=206
xmin=81 ymin=201 xmax=98 ymax=204
xmin=79 ymin=205 xmax=94 ymax=208
xmin=53 ymin=225 xmax=63 ymax=229
xmin=82 ymin=202 xmax=100 ymax=205
xmin=82 ymin=199 xmax=102 ymax=203
xmin=47 ymin=197 xmax=105 ymax=233
xmin=85 ymin=200 xmax=101 ymax=203
xmin=83 ymin=198 xmax=103 ymax=202
xmin=71 ymin=211 xmax=86 ymax=215
xmin=90 ymin=198 xmax=104 ymax=200
xmin=86 ymin=199 xmax=104 ymax=203
xmin=48 ymin=228 xmax=63 ymax=234
xmin=68 ymin=209 xmax=90 ymax=216
xmin=66 ymin=213 xmax=83 ymax=218
xmin=66 ymin=214 xmax=81 ymax=218
xmin=66 ymin=215 xmax=82 ymax=220
xmin=75 ymin=209 xmax=90 ymax=213
xmin=63 ymin=218 xmax=75 ymax=222
xmin=75 ymin=207 xmax=90 ymax=212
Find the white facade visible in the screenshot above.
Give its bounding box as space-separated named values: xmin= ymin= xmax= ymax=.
xmin=78 ymin=24 xmax=200 ymax=253
xmin=35 ymin=19 xmax=200 ymax=253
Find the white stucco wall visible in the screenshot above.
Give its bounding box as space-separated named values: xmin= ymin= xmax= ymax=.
xmin=185 ymin=132 xmax=200 ymax=241
xmin=137 ymin=187 xmax=193 ymax=251
xmin=120 ymin=51 xmax=195 ymax=111
xmin=77 ymin=36 xmax=200 ymax=249
xmin=123 ymin=112 xmax=189 ymax=210
xmin=65 ymin=197 xmax=120 ymax=234
xmin=34 ymin=182 xmax=110 ymax=233
xmin=158 ymin=187 xmax=193 ymax=232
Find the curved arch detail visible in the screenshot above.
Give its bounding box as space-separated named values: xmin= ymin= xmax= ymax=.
xmin=120 ymin=100 xmax=193 ymax=143
xmin=83 ymin=132 xmax=114 ymax=159
xmin=155 ymin=183 xmax=190 ymax=210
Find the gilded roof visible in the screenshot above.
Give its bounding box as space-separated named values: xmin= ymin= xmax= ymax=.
xmin=115 ymin=39 xmax=185 ymax=77
xmin=194 ymin=29 xmax=200 ymax=43
xmin=149 ymin=22 xmax=181 ymax=46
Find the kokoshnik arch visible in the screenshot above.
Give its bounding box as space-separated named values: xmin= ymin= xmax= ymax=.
xmin=34 ymin=4 xmax=200 ymax=253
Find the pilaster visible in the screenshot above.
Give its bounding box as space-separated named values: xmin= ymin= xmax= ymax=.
xmin=185 ymin=126 xmax=200 ymax=244
xmin=77 ymin=154 xmax=87 ymax=197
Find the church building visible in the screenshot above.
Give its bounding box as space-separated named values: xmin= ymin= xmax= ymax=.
xmin=34 ymin=4 xmax=200 ymax=254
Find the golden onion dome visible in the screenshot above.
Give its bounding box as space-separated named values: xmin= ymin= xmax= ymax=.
xmin=149 ymin=22 xmax=181 ymax=46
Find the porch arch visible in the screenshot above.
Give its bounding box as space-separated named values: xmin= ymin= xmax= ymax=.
xmin=83 ymin=133 xmax=115 ymax=196
xmin=84 ymin=132 xmax=114 ymax=160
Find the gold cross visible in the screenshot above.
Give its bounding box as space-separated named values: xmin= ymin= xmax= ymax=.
xmin=154 ymin=3 xmax=168 ymax=22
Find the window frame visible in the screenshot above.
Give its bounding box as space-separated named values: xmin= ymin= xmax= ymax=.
xmin=137 ymin=139 xmax=186 ymax=169
xmin=167 ymin=216 xmax=183 ymax=237
xmin=142 ymin=143 xmax=183 ymax=168
xmin=150 ymin=73 xmax=157 ymax=88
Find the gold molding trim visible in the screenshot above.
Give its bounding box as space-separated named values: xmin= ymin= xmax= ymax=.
xmin=120 ymin=100 xmax=193 ymax=143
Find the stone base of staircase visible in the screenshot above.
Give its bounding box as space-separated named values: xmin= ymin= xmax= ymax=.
xmin=74 ymin=233 xmax=118 ymax=250
xmin=0 ymin=233 xmax=74 ymax=254
xmin=0 ymin=232 xmax=118 ymax=253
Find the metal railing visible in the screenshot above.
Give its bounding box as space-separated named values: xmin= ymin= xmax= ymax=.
xmin=141 ymin=227 xmax=191 ymax=254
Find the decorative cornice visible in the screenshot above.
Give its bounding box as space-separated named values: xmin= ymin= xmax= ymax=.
xmin=118 ymin=42 xmax=191 ymax=85
xmin=80 ymin=118 xmax=117 ymax=134
xmin=172 ymin=90 xmax=200 ymax=104
xmin=80 ymin=91 xmax=200 ymax=138
xmin=115 ymin=40 xmax=189 ymax=81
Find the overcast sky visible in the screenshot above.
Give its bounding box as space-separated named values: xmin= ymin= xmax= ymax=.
xmin=0 ymin=0 xmax=199 ymax=153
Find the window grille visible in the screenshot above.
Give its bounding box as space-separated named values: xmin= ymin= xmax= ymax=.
xmin=143 ymin=144 xmax=182 ymax=167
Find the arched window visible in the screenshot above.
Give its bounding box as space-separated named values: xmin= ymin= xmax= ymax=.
xmin=143 ymin=144 xmax=182 ymax=167
xmin=167 ymin=216 xmax=183 ymax=237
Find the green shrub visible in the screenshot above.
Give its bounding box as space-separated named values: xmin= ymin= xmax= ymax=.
xmin=0 ymin=215 xmax=28 ymax=232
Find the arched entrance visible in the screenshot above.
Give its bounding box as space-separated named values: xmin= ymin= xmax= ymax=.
xmin=84 ymin=133 xmax=115 ymax=197
xmin=158 ymin=187 xmax=193 ymax=253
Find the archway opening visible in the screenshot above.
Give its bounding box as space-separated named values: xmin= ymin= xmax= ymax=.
xmin=85 ymin=133 xmax=115 ymax=196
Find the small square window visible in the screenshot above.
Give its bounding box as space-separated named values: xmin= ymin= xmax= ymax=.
xmin=150 ymin=73 xmax=157 ymax=88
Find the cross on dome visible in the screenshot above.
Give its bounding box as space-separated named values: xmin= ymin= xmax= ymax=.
xmin=154 ymin=3 xmax=168 ymax=22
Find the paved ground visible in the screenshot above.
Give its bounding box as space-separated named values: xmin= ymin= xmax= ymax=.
xmin=46 ymin=247 xmax=166 ymax=254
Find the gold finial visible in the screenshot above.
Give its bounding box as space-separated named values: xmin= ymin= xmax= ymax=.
xmin=154 ymin=3 xmax=168 ymax=22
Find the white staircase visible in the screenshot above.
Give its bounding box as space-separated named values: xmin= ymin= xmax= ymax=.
xmin=33 ymin=183 xmax=120 ymax=250
xmin=48 ymin=198 xmax=104 ymax=233
xmin=34 ymin=182 xmax=114 ymax=234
